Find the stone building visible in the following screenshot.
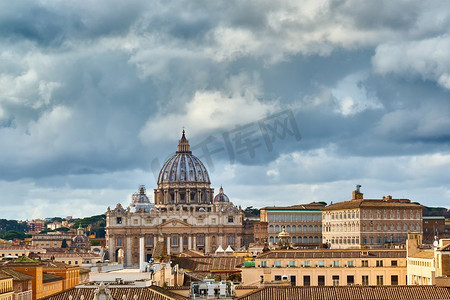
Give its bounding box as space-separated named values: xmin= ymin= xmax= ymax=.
xmin=423 ymin=216 xmax=446 ymax=243
xmin=259 ymin=202 xmax=325 ymax=247
xmin=105 ymin=131 xmax=245 ymax=267
xmin=241 ymin=248 xmax=407 ymax=286
xmin=407 ymin=233 xmax=450 ymax=285
xmin=322 ymin=186 xmax=423 ymax=249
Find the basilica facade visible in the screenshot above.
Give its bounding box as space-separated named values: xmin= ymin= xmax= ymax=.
xmin=105 ymin=131 xmax=245 ymax=267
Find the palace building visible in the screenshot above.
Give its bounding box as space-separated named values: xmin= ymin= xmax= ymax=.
xmin=322 ymin=187 xmax=423 ymax=249
xmin=105 ymin=131 xmax=245 ymax=267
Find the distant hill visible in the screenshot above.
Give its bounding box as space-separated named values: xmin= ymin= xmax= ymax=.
xmin=422 ymin=206 xmax=450 ymax=218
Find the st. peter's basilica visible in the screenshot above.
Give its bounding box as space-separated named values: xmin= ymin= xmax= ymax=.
xmin=105 ymin=131 xmax=244 ymax=267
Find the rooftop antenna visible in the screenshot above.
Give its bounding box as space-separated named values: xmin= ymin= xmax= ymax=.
xmin=356 ymin=184 xmax=362 ymax=192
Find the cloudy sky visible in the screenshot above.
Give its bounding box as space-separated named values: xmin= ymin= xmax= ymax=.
xmin=1 ymin=0 xmax=450 ymax=220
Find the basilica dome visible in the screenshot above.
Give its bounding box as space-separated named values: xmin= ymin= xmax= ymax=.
xmin=214 ymin=186 xmax=230 ymax=202
xmin=129 ymin=185 xmax=154 ymax=213
xmin=157 ymin=130 xmax=210 ymax=185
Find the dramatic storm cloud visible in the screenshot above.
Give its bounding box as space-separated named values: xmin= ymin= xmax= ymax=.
xmin=1 ymin=0 xmax=449 ymax=219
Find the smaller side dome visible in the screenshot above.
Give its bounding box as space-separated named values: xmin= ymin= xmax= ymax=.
xmin=214 ymin=186 xmax=230 ymax=202
xmin=130 ymin=185 xmax=154 ymax=213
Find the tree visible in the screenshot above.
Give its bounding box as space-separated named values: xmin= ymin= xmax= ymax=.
xmin=2 ymin=230 xmax=26 ymax=240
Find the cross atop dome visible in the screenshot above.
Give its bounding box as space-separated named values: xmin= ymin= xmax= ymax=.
xmin=177 ymin=128 xmax=191 ymax=153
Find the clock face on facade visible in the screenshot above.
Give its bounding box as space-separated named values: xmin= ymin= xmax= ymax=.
xmin=172 ymin=221 xmax=177 ymax=226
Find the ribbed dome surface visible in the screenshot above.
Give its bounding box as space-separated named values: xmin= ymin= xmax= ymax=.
xmin=158 ymin=153 xmax=210 ymax=184
xmin=157 ymin=131 xmax=210 ymax=184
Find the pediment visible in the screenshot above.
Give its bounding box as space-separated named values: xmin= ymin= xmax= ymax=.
xmin=160 ymin=218 xmax=192 ymax=228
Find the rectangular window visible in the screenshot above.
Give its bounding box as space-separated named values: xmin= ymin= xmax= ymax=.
xmin=333 ymin=260 xmax=340 ymax=267
xmin=274 ymin=275 xmax=282 ymax=281
xmin=361 ymin=260 xmax=368 ymax=267
xmin=228 ymin=216 xmax=234 ymax=223
xmin=261 ymin=261 xmax=267 ymax=268
xmin=377 ymin=275 xmax=384 ymax=285
xmin=303 ymin=275 xmax=311 ymax=286
xmin=289 ymin=261 xmax=296 ymax=267
xmin=347 ymin=261 xmax=354 ymax=267
xmin=274 ymin=261 xmax=281 ymax=267
xmin=116 ymin=217 xmax=122 ymax=224
xmin=391 ymin=260 xmax=398 ymax=267
xmin=304 ymin=260 xmax=311 ymax=267
xmin=376 ymin=260 xmax=383 ymax=267
xmin=211 ymin=218 xmax=216 ymax=224
xmin=347 ymin=275 xmax=354 ymax=285
xmin=362 ymin=275 xmax=369 ymax=285
xmin=318 ymin=261 xmax=325 ymax=267
xmin=318 ymin=275 xmax=325 ymax=286
xmin=332 ymin=275 xmax=339 ymax=286
xmin=391 ymin=275 xmax=398 ymax=285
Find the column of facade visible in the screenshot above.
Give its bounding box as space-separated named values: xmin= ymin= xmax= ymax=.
xmin=236 ymin=235 xmax=242 ymax=249
xmin=205 ymin=235 xmax=210 ymax=254
xmin=166 ymin=236 xmax=171 ymax=255
xmin=126 ymin=236 xmax=132 ymax=267
xmin=179 ymin=235 xmax=183 ymax=253
xmin=108 ymin=235 xmax=114 ymax=262
xmin=218 ymin=234 xmax=223 ymax=249
xmin=188 ymin=235 xmax=192 ymax=250
xmin=193 ymin=235 xmax=197 ymax=250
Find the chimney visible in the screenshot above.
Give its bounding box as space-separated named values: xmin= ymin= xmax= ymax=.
xmin=352 ymin=185 xmax=363 ymax=200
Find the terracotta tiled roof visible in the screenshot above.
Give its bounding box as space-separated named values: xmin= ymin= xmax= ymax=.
xmin=40 ymin=286 xmax=185 ymax=300
xmin=39 ymin=253 xmax=100 ymax=259
xmin=409 ymin=251 xmax=435 ymax=259
xmin=237 ymin=286 xmax=450 ymax=300
xmin=0 ymin=268 xmax=33 ymax=281
xmin=323 ymin=199 xmax=422 ymax=210
xmin=0 ymin=245 xmax=44 ymax=250
xmin=42 ymin=273 xmax=64 ymax=283
xmin=0 ymin=272 xmax=13 ymax=280
xmin=172 ymin=256 xmax=244 ymax=272
xmin=261 ymin=202 xmax=325 ymax=210
xmin=177 ymin=250 xmax=205 ymax=257
xmin=257 ymin=249 xmax=406 ymax=259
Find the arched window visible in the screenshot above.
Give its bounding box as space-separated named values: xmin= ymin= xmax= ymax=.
xmin=309 ymin=225 xmax=313 ymax=232
xmin=416 ymin=224 xmax=421 ymax=231
xmin=298 ymin=236 xmax=302 ymax=243
xmin=228 ymin=235 xmax=234 ymax=245
xmin=286 ymin=225 xmax=291 ymax=232
xmin=117 ymin=237 xmax=122 ymax=246
xmin=172 ymin=236 xmax=178 ymax=245
xmin=303 ymin=225 xmax=307 ymax=232
xmin=275 ymin=225 xmax=280 ymax=232
xmin=275 ymin=237 xmax=279 ymax=243
xmin=269 ymin=236 xmax=274 ymax=244
xmin=403 ymin=224 xmax=408 ymax=231
xmin=292 ymin=236 xmax=297 ymax=243
xmin=314 ymin=225 xmax=318 ymax=232
xmin=146 ymin=236 xmax=152 ymax=245
xmin=314 ymin=236 xmax=319 ymax=243
xmin=292 ymin=225 xmax=296 ymax=232
xmin=269 ymin=225 xmax=274 ymax=232
xmin=304 ymin=236 xmax=308 ymax=243
xmin=309 ymin=236 xmax=313 ymax=243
